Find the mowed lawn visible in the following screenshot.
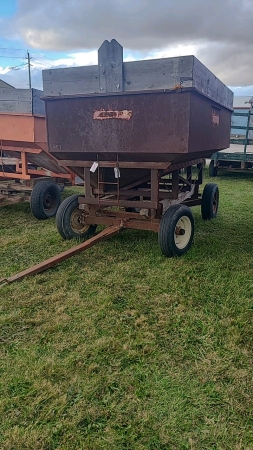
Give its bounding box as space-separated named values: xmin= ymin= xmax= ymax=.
xmin=0 ymin=172 xmax=253 ymax=450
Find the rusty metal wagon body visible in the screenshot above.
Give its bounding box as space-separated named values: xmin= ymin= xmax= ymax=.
xmin=41 ymin=39 xmax=233 ymax=257
xmin=0 ymin=88 xmax=74 ymax=218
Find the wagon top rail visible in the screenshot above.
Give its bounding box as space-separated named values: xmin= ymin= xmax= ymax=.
xmin=42 ymin=39 xmax=233 ymax=111
xmin=0 ymin=88 xmax=45 ymax=116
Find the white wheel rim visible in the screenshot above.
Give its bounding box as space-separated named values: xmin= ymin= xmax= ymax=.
xmin=174 ymin=215 xmax=192 ymax=250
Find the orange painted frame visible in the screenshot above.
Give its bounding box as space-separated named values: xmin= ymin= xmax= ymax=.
xmin=0 ymin=113 xmax=75 ymax=183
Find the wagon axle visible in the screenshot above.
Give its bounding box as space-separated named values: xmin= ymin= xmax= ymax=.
xmin=175 ymin=227 xmax=186 ymax=236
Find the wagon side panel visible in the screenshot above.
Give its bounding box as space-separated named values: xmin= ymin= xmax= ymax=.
xmin=188 ymin=93 xmax=232 ymax=156
xmin=45 ymin=91 xmax=191 ymax=163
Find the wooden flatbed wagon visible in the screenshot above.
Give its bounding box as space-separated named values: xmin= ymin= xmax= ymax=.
xmin=41 ymin=39 xmax=232 ymax=257
xmin=0 ymin=88 xmax=74 ymax=219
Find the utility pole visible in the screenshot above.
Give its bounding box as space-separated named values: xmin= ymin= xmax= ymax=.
xmin=27 ymin=50 xmax=31 ymax=88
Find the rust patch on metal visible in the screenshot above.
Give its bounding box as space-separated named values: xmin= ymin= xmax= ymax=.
xmin=173 ymin=83 xmax=183 ymax=90
xmin=93 ymin=110 xmax=132 ymax=120
xmin=212 ymin=109 xmax=220 ymax=126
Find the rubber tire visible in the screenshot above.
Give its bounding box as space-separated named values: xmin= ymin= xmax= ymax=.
xmin=209 ymin=160 xmax=218 ymax=177
xmin=56 ymin=194 xmax=97 ymax=240
xmin=30 ymin=181 xmax=61 ymax=220
xmin=158 ymin=204 xmax=195 ymax=257
xmin=201 ymin=183 xmax=219 ymax=220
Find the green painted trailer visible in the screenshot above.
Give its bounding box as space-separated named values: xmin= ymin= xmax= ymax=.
xmin=210 ymin=104 xmax=253 ymax=176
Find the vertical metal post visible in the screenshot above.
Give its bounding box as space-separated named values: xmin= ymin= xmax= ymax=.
xmin=197 ymin=163 xmax=203 ymax=185
xmin=151 ymin=169 xmax=159 ymax=205
xmin=186 ymin=166 xmax=192 ymax=184
xmin=27 ymin=51 xmax=31 ymax=89
xmin=21 ymin=151 xmax=28 ymax=177
xmin=243 ymin=108 xmax=251 ymax=160
xmin=116 ymin=155 xmax=120 ymax=208
xmin=172 ymin=170 xmax=179 ymax=199
xmin=150 ymin=169 xmax=159 ymax=217
xmin=84 ymin=167 xmax=91 ymax=198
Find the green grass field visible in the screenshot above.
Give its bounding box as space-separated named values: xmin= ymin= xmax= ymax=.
xmin=0 ymin=172 xmax=253 ymax=449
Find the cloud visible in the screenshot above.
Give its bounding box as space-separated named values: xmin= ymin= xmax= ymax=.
xmin=0 ymin=44 xmax=199 ymax=90
xmin=5 ymin=0 xmax=253 ymax=50
xmin=2 ymin=0 xmax=253 ymax=87
xmin=1 ymin=50 xmax=253 ymax=96
xmin=0 ymin=49 xmax=99 ymax=89
xmin=197 ymin=42 xmax=253 ymax=86
xmin=0 ymin=65 xmax=41 ymax=89
xmin=52 ymin=50 xmax=98 ymax=67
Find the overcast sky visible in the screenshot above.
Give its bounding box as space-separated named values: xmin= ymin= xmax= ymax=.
xmin=0 ymin=0 xmax=253 ymax=95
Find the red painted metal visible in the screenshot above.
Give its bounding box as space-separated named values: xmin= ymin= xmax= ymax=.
xmin=0 ymin=113 xmax=74 ymax=183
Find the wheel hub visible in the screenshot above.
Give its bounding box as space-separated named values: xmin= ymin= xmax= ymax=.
xmin=44 ymin=194 xmax=53 ymax=207
xmin=70 ymin=208 xmax=89 ymax=234
xmin=175 ymin=227 xmax=186 ymax=236
xmin=174 ymin=216 xmax=192 ymax=249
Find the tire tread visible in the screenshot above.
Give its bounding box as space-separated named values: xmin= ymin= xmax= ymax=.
xmin=201 ymin=183 xmax=219 ymax=220
xmin=30 ymin=181 xmax=61 ymax=220
xmin=56 ymin=195 xmax=97 ymax=240
xmin=158 ymin=204 xmax=194 ymax=257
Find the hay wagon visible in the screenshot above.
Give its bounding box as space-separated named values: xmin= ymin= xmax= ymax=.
xmin=41 ymin=39 xmax=233 ymax=257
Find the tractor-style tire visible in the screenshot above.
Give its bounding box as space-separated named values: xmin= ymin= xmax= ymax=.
xmin=201 ymin=183 xmax=219 ymax=220
xmin=158 ymin=204 xmax=195 ymax=257
xmin=30 ymin=181 xmax=61 ymax=220
xmin=56 ymin=194 xmax=97 ymax=240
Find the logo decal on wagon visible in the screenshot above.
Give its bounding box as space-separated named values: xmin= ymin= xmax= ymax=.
xmin=93 ymin=110 xmax=132 ymax=120
xmin=212 ymin=108 xmax=220 ymax=126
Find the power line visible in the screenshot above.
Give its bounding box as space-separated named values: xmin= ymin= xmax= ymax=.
xmin=7 ymin=62 xmax=27 ymax=70
xmin=31 ymin=67 xmax=41 ymax=86
xmin=0 ymin=47 xmax=24 ymax=51
xmin=0 ymin=48 xmax=72 ymax=67
xmin=30 ymin=51 xmax=56 ymax=61
xmin=0 ymin=55 xmax=25 ymax=59
xmin=32 ymin=58 xmax=53 ymax=67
